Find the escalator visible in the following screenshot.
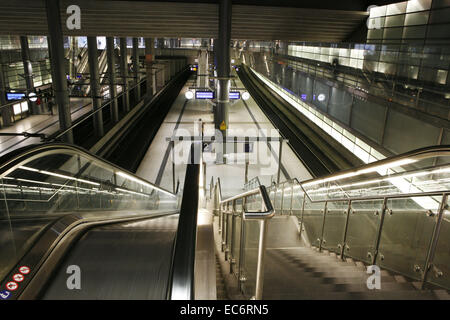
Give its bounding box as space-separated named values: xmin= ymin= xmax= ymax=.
xmin=0 ymin=142 xmax=201 ymax=300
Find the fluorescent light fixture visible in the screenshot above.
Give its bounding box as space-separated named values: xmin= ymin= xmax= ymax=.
xmin=19 ymin=166 xmax=100 ymax=186
xmin=116 ymin=187 xmax=150 ymax=197
xmin=116 ymin=171 xmax=174 ymax=197
xmin=303 ymin=158 xmax=417 ymax=187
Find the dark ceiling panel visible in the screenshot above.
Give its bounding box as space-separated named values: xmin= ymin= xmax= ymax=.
xmin=0 ymin=0 xmax=369 ymax=42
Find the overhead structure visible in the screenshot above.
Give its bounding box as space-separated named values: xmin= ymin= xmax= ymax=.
xmin=0 ymin=0 xmax=369 ymax=42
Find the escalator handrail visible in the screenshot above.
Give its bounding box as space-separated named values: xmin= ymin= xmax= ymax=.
xmin=0 ymin=142 xmax=176 ymax=197
xmin=169 ymin=142 xmax=201 ymax=300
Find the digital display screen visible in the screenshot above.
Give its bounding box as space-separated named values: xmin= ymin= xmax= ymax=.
xmin=195 ymin=91 xmax=214 ymax=99
xmin=229 ymin=91 xmax=240 ymax=100
xmin=6 ymin=92 xmax=26 ymax=101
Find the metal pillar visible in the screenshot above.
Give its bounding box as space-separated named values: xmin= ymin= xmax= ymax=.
xmin=87 ymin=36 xmax=104 ymax=137
xmin=106 ymin=37 xmax=119 ymax=123
xmin=70 ymin=36 xmax=77 ymax=80
xmin=45 ymin=0 xmax=73 ymax=143
xmin=197 ymin=49 xmax=209 ymax=88
xmin=144 ymin=38 xmax=154 ymax=101
xmin=216 ymin=0 xmax=231 ymax=163
xmin=119 ymin=37 xmax=130 ymax=112
xmin=0 ymin=63 xmax=12 ymax=127
xmin=132 ymin=37 xmax=140 ymax=102
xmin=20 ymin=36 xmax=38 ymax=115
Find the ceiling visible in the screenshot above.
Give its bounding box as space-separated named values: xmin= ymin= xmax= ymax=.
xmin=0 ymin=0 xmax=389 ymax=42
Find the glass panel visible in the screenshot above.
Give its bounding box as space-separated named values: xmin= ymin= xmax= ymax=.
xmin=345 ymin=199 xmax=383 ymax=264
xmin=0 ymin=148 xmax=177 ymax=281
xmin=282 ymin=184 xmax=293 ymax=214
xmin=377 ymin=196 xmax=441 ymax=280
xmin=301 ymin=198 xmax=325 ymax=248
xmin=292 ymin=186 xmax=304 ymax=216
xmin=274 ymin=187 xmax=283 ymax=212
xmin=242 ymin=220 xmax=260 ymax=298
xmin=322 ymin=201 xmax=349 ymax=254
xmin=226 ymin=212 xmax=233 ymax=253
xmin=428 ymin=197 xmax=450 ymax=289
xmin=232 ymin=215 xmax=242 ymax=276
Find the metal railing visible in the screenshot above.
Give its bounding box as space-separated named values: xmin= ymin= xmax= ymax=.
xmin=218 ymin=184 xmax=274 ymax=300
xmin=267 ymin=146 xmax=450 ymax=291
xmin=216 ymin=145 xmax=450 ymax=296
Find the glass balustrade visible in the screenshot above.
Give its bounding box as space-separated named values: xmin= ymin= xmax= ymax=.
xmin=0 ymin=144 xmax=178 ymax=282
xmin=216 ymin=146 xmax=450 ymax=298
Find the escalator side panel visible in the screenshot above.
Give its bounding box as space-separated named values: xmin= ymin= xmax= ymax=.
xmin=41 ymin=215 xmax=179 ymax=300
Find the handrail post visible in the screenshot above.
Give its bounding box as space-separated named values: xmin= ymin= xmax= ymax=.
xmin=372 ymin=197 xmax=388 ymax=265
xmin=421 ymin=193 xmax=448 ymax=289
xmin=280 ymin=184 xmax=285 ymax=215
xmin=299 ymin=194 xmax=306 ymax=241
xmin=340 ymin=200 xmax=352 ymax=260
xmin=289 ymin=184 xmax=294 ymax=216
xmin=230 ymin=199 xmax=237 ymax=273
xmin=319 ymin=201 xmax=328 ymax=251
xmin=221 ymin=203 xmax=226 ymax=252
xmin=253 ymin=218 xmax=268 ymax=300
xmin=238 ymin=196 xmax=247 ymax=293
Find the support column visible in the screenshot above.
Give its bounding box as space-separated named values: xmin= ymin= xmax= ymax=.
xmin=70 ymin=36 xmax=77 ymax=80
xmin=45 ymin=0 xmax=73 ymax=143
xmin=0 ymin=63 xmax=12 ymax=127
xmin=20 ymin=36 xmax=39 ymax=115
xmin=215 ymin=0 xmax=231 ymax=163
xmin=106 ymin=37 xmax=119 ymax=123
xmin=197 ymin=49 xmax=209 ymax=88
xmin=87 ymin=36 xmax=104 ymax=137
xmin=144 ymin=38 xmax=154 ymax=102
xmin=132 ymin=37 xmax=140 ymax=102
xmin=119 ymin=37 xmax=130 ymax=112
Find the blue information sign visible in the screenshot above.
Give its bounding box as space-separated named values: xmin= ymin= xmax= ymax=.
xmin=229 ymin=91 xmax=240 ymax=100
xmin=195 ymin=91 xmax=214 ymax=99
xmin=6 ymin=92 xmax=26 ymax=101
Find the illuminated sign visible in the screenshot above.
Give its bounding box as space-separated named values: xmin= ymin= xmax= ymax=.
xmin=195 ymin=91 xmax=214 ymax=99
xmin=6 ymin=93 xmax=26 ymax=101
xmin=229 ymin=91 xmax=240 ymax=100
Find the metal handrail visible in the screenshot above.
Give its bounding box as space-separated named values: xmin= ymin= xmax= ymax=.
xmin=169 ymin=142 xmax=201 ymax=300
xmin=218 ymin=145 xmax=450 ymax=297
xmin=264 ymin=145 xmax=450 ymax=204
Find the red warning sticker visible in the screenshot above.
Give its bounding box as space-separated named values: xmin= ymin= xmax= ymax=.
xmin=6 ymin=282 xmax=18 ymax=291
xmin=19 ymin=266 xmax=30 ymax=275
xmin=13 ymin=274 xmax=24 ymax=282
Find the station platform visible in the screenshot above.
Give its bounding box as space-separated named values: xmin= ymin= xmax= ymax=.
xmin=0 ymin=97 xmax=91 ymax=157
